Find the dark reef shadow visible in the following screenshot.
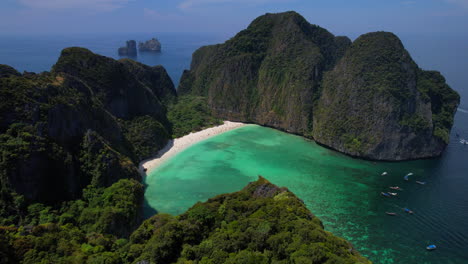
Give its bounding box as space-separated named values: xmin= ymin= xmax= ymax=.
xmin=138 ymin=140 xmax=175 ymax=218
xmin=142 ymin=195 xmax=158 ymax=219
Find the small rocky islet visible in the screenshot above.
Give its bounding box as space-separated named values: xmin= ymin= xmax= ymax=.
xmin=118 ymin=38 xmax=162 ymax=56
xmin=139 ymin=38 xmax=162 ymax=52
xmin=118 ymin=39 xmax=137 ymax=56
xmin=0 ymin=11 xmax=459 ymax=263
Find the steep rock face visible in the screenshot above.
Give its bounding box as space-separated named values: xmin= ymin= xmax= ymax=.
xmin=120 ymin=59 xmax=176 ymax=105
xmin=138 ymin=38 xmax=162 ymax=52
xmin=313 ymin=32 xmax=460 ymax=160
xmin=0 ymin=48 xmax=175 ymax=206
xmin=118 ymin=40 xmax=137 ymax=56
xmin=179 ymin=11 xmax=350 ymax=135
xmin=52 ymin=48 xmax=169 ymax=122
xmin=180 ymin=11 xmax=459 ymax=160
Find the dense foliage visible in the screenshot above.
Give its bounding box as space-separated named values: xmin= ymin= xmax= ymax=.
xmin=313 ymin=32 xmax=460 ymax=160
xmin=179 ymin=11 xmax=350 ymax=136
xmin=0 ymin=48 xmax=175 ymax=227
xmin=0 ymin=178 xmax=370 ymax=264
xmin=168 ymin=96 xmax=222 ymax=138
xmin=0 ymin=179 xmax=143 ymax=264
xmin=121 ymin=116 xmax=170 ymax=160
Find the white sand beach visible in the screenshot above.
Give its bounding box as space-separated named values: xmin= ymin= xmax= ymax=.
xmin=139 ymin=121 xmax=246 ymax=174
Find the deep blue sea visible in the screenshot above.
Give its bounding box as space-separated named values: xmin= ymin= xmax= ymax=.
xmin=1 ymin=33 xmax=467 ymax=263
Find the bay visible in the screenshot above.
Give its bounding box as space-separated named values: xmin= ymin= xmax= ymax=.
xmin=145 ymin=112 xmax=468 ymax=264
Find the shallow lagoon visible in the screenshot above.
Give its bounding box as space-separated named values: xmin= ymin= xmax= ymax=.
xmin=145 ymin=112 xmax=468 ymax=264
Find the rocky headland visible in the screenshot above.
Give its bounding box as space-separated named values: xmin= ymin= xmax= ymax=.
xmin=0 ymin=47 xmax=175 ymax=212
xmin=179 ymin=11 xmax=460 ymax=161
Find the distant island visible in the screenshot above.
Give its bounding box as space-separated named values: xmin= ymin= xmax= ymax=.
xmin=118 ymin=40 xmax=137 ymax=56
xmin=139 ymin=38 xmax=162 ymax=52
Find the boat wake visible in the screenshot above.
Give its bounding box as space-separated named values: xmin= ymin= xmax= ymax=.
xmin=458 ymin=108 xmax=468 ymax=114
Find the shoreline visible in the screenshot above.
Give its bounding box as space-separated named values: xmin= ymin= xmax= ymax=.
xmin=139 ymin=121 xmax=247 ymax=174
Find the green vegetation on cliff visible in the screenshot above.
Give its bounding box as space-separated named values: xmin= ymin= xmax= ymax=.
xmin=0 ymin=178 xmax=370 ymax=264
xmin=0 ymin=48 xmax=175 ymax=227
xmin=168 ymin=96 xmax=222 ymax=138
xmin=416 ymin=70 xmax=460 ymax=143
xmin=180 ymin=12 xmax=459 ymax=160
xmin=179 ymin=11 xmax=350 ymax=135
xmin=0 ymin=178 xmax=143 ymax=263
xmin=313 ymin=32 xmax=460 ymax=160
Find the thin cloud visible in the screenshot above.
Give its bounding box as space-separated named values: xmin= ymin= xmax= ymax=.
xmin=401 ymin=1 xmax=416 ymax=5
xmin=446 ymin=0 xmax=468 ymax=8
xmin=17 ymin=0 xmax=133 ymax=11
xmin=179 ymin=0 xmax=230 ymax=10
xmin=143 ymin=8 xmax=181 ymax=20
xmin=178 ymin=0 xmax=291 ymax=10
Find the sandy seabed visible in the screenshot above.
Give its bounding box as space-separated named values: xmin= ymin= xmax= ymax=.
xmin=139 ymin=121 xmax=246 ymax=174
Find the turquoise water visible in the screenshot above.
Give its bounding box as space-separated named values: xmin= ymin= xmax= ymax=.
xmin=145 ymin=112 xmax=468 ymax=264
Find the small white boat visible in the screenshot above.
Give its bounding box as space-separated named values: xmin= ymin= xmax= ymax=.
xmin=461 ymin=139 xmax=466 ymax=144
xmin=426 ymin=245 xmax=437 ymax=251
xmin=389 ymin=192 xmax=398 ymax=196
xmin=407 ymin=173 xmax=414 ymax=176
xmin=381 ymin=172 xmax=388 ymax=176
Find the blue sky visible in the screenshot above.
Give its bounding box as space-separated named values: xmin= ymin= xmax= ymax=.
xmin=1 ymin=0 xmax=468 ymax=37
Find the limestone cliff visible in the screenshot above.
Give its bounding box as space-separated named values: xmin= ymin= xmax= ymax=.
xmin=179 ymin=11 xmax=459 ymax=160
xmin=313 ymin=32 xmax=460 ymax=160
xmin=0 ymin=48 xmax=176 ymax=207
xmin=179 ymin=11 xmax=349 ymax=136
xmin=119 ymin=59 xmax=176 ymax=105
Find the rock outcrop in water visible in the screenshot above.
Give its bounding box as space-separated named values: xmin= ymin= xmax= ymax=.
xmin=179 ymin=11 xmax=460 ymax=160
xmin=139 ymin=38 xmax=162 ymax=52
xmin=118 ymin=40 xmax=137 ymax=56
